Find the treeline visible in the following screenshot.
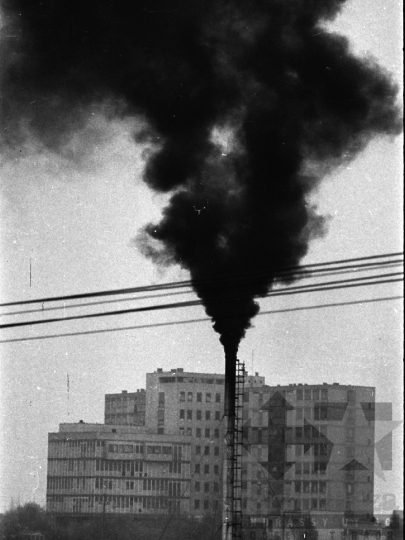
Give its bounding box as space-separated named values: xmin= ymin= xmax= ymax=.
xmin=0 ymin=503 xmax=222 ymax=540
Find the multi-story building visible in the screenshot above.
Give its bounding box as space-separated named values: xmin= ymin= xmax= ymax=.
xmin=104 ymin=389 xmax=146 ymax=426
xmin=46 ymin=423 xmax=191 ymax=516
xmin=46 ymin=369 xmax=375 ymax=529
xmin=241 ymin=382 xmax=375 ymax=538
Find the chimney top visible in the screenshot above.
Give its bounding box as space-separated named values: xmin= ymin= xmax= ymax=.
xmin=122 ymin=390 xmax=127 ymax=393
xmin=157 ymin=368 xmax=163 ymax=373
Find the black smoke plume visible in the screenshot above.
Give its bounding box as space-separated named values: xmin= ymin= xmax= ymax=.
xmin=1 ymin=0 xmax=401 ymax=357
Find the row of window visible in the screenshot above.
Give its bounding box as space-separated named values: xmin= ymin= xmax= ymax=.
xmin=292 ymin=498 xmax=328 ymax=510
xmin=108 ymin=444 xmax=144 ymax=454
xmin=179 ymin=392 xmax=222 ymax=403
xmin=96 ymin=459 xmax=144 ymax=473
xmin=179 ymin=409 xmax=221 ymax=421
xmin=179 ymin=427 xmax=219 ymax=438
xmin=295 ymin=407 xmax=357 ymax=422
xmin=296 ymin=388 xmax=329 ymax=401
xmin=95 ymin=477 xmax=181 ymax=492
xmin=49 ymin=494 xmax=180 ymax=511
xmin=194 ymin=481 xmax=220 ymax=493
xmin=294 ymin=481 xmax=327 ymax=493
xmin=160 ymin=376 xmax=224 ymax=385
xmin=194 ymin=464 xmax=220 ymax=475
xmin=295 ymin=462 xmax=327 ymax=475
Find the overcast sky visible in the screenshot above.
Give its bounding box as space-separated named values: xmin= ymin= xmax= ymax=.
xmin=0 ymin=0 xmax=403 ymax=514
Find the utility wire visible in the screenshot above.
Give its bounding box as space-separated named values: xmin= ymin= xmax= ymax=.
xmin=0 ymin=294 xmax=401 ymax=344
xmin=0 ymin=251 xmax=402 ymax=308
xmin=0 ymin=272 xmax=402 ymax=330
xmin=1 ymin=258 xmax=402 ymax=318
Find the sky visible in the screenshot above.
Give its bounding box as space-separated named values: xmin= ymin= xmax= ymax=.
xmin=0 ymin=0 xmax=403 ymax=514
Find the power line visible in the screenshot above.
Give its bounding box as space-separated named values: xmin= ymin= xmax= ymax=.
xmin=0 ymin=294 xmax=401 ymax=344
xmin=0 ymin=272 xmax=402 ymax=330
xmin=1 ymin=251 xmax=402 ymax=308
xmin=1 ymin=258 xmax=402 ymax=318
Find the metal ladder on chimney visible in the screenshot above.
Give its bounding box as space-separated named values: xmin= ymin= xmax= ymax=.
xmin=232 ymin=359 xmax=245 ymax=539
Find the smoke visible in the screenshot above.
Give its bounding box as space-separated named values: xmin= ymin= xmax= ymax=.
xmin=0 ymin=0 xmax=401 ymax=357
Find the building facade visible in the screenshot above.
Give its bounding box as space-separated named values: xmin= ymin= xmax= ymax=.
xmin=46 ymin=423 xmax=191 ymax=516
xmin=241 ymin=383 xmax=375 ymax=523
xmin=104 ymin=389 xmax=146 ymax=426
xmin=46 ymin=369 xmax=375 ymax=527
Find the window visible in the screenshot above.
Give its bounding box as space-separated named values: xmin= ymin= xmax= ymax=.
xmin=187 ymin=410 xmax=192 ymax=420
xmin=195 ymin=464 xmax=201 ymax=474
xmin=204 ymin=482 xmax=210 ymax=493
xmin=312 ymin=482 xmax=318 ymax=493
xmin=196 ymin=446 xmax=201 ymax=455
xmin=204 ymin=499 xmax=209 ymax=510
xmin=295 ymin=463 xmax=302 ymax=475
xmin=205 ymin=410 xmax=211 ymax=420
xmin=214 ymin=446 xmax=219 ymax=456
xmin=214 ymin=429 xmax=219 ymax=438
xmin=215 ymin=411 xmax=221 ymax=421
xmin=295 ymin=482 xmax=301 ymax=493
xmin=179 ymin=427 xmax=185 ymax=435
xmin=180 ymin=392 xmax=185 ymax=402
xmin=197 ymin=393 xmax=202 ymax=402
xmin=196 ymin=428 xmax=202 ymax=438
xmin=297 ymin=389 xmax=303 ymax=400
xmin=312 ymin=499 xmax=318 ymax=509
xmin=204 ymin=464 xmax=210 ymax=474
xmin=179 ymin=410 xmax=185 ymax=420
xmin=195 ymin=499 xmax=200 ymax=509
xmin=214 ymin=465 xmax=219 ymax=475
xmin=304 ymin=407 xmax=311 ymax=420
xmin=303 ymin=482 xmax=310 ymax=493
xmin=320 ymin=499 xmax=326 ymax=510
xmin=215 ymin=393 xmax=221 ymax=403
xmin=319 ymin=482 xmax=326 ymax=494
xmin=321 ymin=388 xmax=328 ymax=400
xmin=303 ymin=463 xmax=310 ymax=475
xmin=187 ymin=392 xmax=193 ymax=402
xmin=296 ymin=445 xmax=302 ymax=456
xmin=195 ymin=482 xmax=200 ymax=492
xmin=205 ymin=429 xmax=210 ymax=438
xmin=305 ymin=389 xmax=311 ymax=400
xmin=313 ymin=389 xmax=320 ymax=400
xmin=206 ymin=393 xmax=211 ymax=403
xmin=204 ymin=446 xmax=210 ymax=456
xmin=296 ymin=427 xmax=303 ymax=438
xmin=186 ymin=427 xmax=192 ymax=436
xmin=214 ymin=482 xmax=219 ymax=492
xmin=296 ymin=408 xmax=303 ymax=420
xmin=197 ymin=410 xmax=202 ymax=420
